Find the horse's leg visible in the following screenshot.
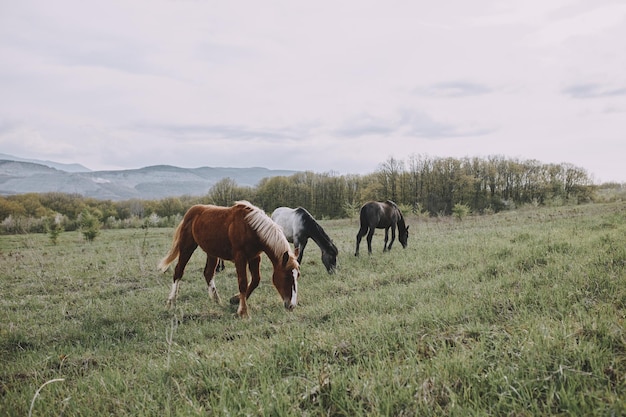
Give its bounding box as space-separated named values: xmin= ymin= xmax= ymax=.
xmin=203 ymin=256 xmax=221 ymax=304
xmin=230 ymin=257 xmax=250 ymax=318
xmin=245 ymin=255 xmax=262 ymax=299
xmin=366 ymin=227 xmax=375 ymax=255
xmin=215 ymin=258 xmax=225 ymax=273
xmin=355 ymin=225 xmax=367 ymax=256
xmin=296 ymin=238 xmax=307 ymax=264
xmin=383 ymin=227 xmax=390 ymax=252
xmin=388 ymin=224 xmax=397 ymax=251
xmin=167 ymin=241 xmax=198 ymax=309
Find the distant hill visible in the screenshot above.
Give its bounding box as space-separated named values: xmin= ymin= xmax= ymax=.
xmin=0 ymin=153 xmax=91 ymax=172
xmin=0 ymin=158 xmax=298 ymax=201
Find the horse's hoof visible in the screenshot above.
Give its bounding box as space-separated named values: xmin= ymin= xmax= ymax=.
xmin=237 ymin=304 xmax=249 ymax=318
xmin=229 ymin=294 xmax=240 ymax=305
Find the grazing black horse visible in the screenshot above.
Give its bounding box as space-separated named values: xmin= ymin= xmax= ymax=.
xmin=355 ymin=200 xmax=409 ymax=256
xmin=272 ymin=206 xmax=339 ymax=274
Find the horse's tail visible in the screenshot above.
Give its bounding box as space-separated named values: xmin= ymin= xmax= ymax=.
xmin=158 ymin=218 xmax=185 ymax=272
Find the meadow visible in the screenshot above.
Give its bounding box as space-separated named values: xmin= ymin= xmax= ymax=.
xmin=1 ymin=202 xmax=625 ymax=416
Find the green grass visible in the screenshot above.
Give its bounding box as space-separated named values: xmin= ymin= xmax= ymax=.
xmin=1 ymin=203 xmax=625 ymax=416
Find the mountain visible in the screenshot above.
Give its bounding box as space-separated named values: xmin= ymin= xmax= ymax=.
xmin=0 ymin=153 xmax=91 ymax=172
xmin=0 ymin=159 xmax=298 ymax=201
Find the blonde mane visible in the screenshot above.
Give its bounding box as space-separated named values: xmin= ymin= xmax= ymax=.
xmin=237 ymin=201 xmax=291 ymax=259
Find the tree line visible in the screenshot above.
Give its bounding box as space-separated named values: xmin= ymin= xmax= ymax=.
xmin=0 ymin=154 xmax=600 ymax=235
xmin=247 ymin=155 xmax=596 ymax=217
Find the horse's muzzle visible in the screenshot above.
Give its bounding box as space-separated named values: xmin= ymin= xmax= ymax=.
xmin=284 ymin=300 xmax=296 ymax=311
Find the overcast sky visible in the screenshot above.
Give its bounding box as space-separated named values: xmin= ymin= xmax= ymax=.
xmin=1 ymin=0 xmax=625 ymax=182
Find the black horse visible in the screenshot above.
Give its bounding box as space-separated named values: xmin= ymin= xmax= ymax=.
xmin=272 ymin=206 xmax=339 ymax=273
xmin=355 ymin=200 xmax=409 ymax=256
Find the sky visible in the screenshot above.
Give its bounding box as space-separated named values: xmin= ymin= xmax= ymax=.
xmin=1 ymin=0 xmax=625 ymax=183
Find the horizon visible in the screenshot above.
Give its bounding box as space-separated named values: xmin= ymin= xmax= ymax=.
xmin=1 ymin=151 xmax=622 ymax=186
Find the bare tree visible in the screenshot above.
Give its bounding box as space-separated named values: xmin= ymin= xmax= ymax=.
xmin=209 ymin=178 xmax=239 ymax=206
xmin=377 ymin=156 xmax=404 ymax=201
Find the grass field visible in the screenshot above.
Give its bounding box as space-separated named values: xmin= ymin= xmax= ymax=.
xmin=1 ymin=202 xmax=625 ymax=416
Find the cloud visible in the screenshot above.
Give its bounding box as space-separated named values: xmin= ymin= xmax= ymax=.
xmin=333 ymin=114 xmax=396 ymax=138
xmin=399 ymin=110 xmax=496 ymax=138
xmin=0 ymin=118 xmax=21 ymax=135
xmin=0 ymin=122 xmax=78 ymax=158
xmin=131 ymin=123 xmax=295 ymax=141
xmin=0 ymin=1 xmax=624 ymax=182
xmin=334 ymin=109 xmax=496 ymax=140
xmin=563 ymin=83 xmax=626 ymax=99
xmin=413 ymin=81 xmax=493 ymax=97
xmin=525 ymin=3 xmax=626 ymax=46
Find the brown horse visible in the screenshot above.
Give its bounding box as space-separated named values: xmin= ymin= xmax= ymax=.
xmin=355 ymin=200 xmax=409 ymax=256
xmin=158 ymin=201 xmax=300 ymax=318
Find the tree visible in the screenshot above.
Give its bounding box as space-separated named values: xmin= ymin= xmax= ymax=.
xmin=377 ymin=156 xmax=404 ymax=202
xmin=209 ymin=178 xmax=238 ymax=206
xmin=79 ymin=209 xmax=100 ymax=242
xmin=38 ymin=193 xmax=85 ymax=219
xmin=452 ymin=203 xmax=470 ymax=221
xmin=46 ymin=215 xmax=63 ymax=245
xmin=155 ymin=197 xmax=184 ymax=218
xmin=256 ymin=176 xmax=293 ymax=212
xmin=0 ymin=198 xmax=26 ymax=220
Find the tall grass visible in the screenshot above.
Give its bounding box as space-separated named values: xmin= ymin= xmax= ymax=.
xmin=1 ymin=203 xmax=625 ymax=416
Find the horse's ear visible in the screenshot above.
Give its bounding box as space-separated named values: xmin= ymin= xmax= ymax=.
xmin=282 ymin=251 xmax=290 ymax=267
xmin=406 ymin=225 xmax=410 ymax=231
xmin=294 ymin=247 xmax=300 ymax=259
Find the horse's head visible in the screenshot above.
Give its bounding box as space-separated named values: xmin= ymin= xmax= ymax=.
xmin=273 ymin=249 xmax=300 ymax=310
xmin=321 ymin=249 xmax=338 ymax=274
xmin=399 ymin=224 xmax=409 ymax=248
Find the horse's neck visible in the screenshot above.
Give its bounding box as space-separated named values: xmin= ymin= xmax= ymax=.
xmin=260 ymin=243 xmax=283 ymax=267
xmin=306 ymin=224 xmax=336 ymax=253
xmin=396 ymin=214 xmax=406 ymax=231
xmin=294 ymin=209 xmax=336 ymax=254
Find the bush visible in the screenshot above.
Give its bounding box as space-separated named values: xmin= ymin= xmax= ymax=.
xmin=0 ymin=215 xmax=50 ymax=234
xmin=452 ymin=203 xmax=470 ymax=220
xmin=46 ymin=215 xmax=64 ymax=245
xmin=78 ymin=209 xmax=101 ymax=242
xmin=342 ymin=202 xmax=361 ymax=219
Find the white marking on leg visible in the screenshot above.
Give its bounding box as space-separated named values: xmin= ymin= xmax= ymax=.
xmin=167 ymin=281 xmax=179 ymax=307
xmin=290 ymin=269 xmax=298 ymax=307
xmin=208 ymin=279 xmax=220 ymax=303
xmin=237 ymin=295 xmax=249 ymax=318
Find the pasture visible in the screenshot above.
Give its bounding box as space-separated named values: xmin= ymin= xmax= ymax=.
xmin=1 ymin=202 xmax=625 ymax=416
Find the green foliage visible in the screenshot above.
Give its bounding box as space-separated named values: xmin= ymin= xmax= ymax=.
xmin=342 ymin=201 xmax=361 ymax=219
xmin=452 ymin=203 xmax=470 ymax=220
xmin=595 ymin=182 xmax=626 ymax=202
xmin=78 ymin=209 xmax=100 ymax=242
xmin=154 ymin=197 xmax=184 ymax=218
xmin=45 ymin=216 xmax=63 ymax=245
xmin=255 ymin=171 xmax=365 ymax=218
xmin=208 ymin=177 xmax=254 ymax=206
xmin=1 ymin=202 xmax=625 ymax=416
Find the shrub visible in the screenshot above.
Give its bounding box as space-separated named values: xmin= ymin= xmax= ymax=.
xmin=78 ymin=209 xmax=101 ymax=242
xmin=46 ymin=215 xmax=64 ymax=245
xmin=452 ymin=203 xmax=470 ymax=220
